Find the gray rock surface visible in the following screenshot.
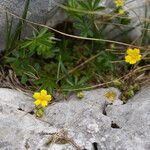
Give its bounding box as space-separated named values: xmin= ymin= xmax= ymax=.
xmin=104 ymin=0 xmax=149 ymax=41
xmin=0 ymin=0 xmax=66 ymax=51
xmin=0 ymin=0 xmax=149 ymax=51
xmin=0 ymin=86 xmax=150 ymax=150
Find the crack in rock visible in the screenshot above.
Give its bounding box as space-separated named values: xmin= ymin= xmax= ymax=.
xmin=111 ymin=121 xmax=121 ymax=129
xmin=0 ymin=87 xmax=150 ymax=150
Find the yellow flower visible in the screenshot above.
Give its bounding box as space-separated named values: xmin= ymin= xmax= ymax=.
xmin=104 ymin=91 xmax=117 ymax=102
xmin=125 ymin=48 xmax=142 ymax=64
xmin=77 ymin=91 xmax=84 ymax=99
xmin=115 ymin=0 xmax=125 ymax=7
xmin=118 ymin=9 xmax=125 ymax=15
xmin=33 ymin=89 xmax=52 ymax=108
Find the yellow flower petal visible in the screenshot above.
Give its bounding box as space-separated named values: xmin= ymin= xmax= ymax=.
xmin=33 ymin=89 xmax=52 ymax=108
xmin=41 ymin=100 xmax=48 ymax=107
xmin=34 ymin=99 xmax=41 ymax=106
xmin=125 ymin=55 xmax=131 ymax=63
xmin=104 ymin=91 xmax=117 ymax=102
xmin=126 ymin=48 xmax=133 ymax=55
xmin=125 ymin=48 xmax=142 ymax=64
xmin=130 ymin=59 xmax=137 ymax=64
xmin=33 ymin=93 xmax=40 ymax=99
xmin=41 ymin=90 xmax=47 ymax=96
xmin=115 ymin=0 xmax=125 ymax=7
xmin=133 ymin=48 xmax=140 ymax=54
xmin=45 ymin=95 xmax=52 ymax=102
xmin=138 ymin=55 xmax=142 ymax=60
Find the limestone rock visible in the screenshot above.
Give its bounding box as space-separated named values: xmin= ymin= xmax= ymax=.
xmin=106 ymin=86 xmax=150 ymax=150
xmin=0 ymin=86 xmax=150 ymax=149
xmin=0 ymin=0 xmax=149 ymax=51
xmin=104 ymin=0 xmax=149 ymax=41
xmin=0 ymin=88 xmax=59 ymax=150
xmin=0 ymin=0 xmax=66 ymax=51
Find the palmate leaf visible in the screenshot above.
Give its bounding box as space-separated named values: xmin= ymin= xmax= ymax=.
xmin=6 ymin=47 xmax=41 ymax=84
xmin=67 ymin=0 xmax=78 ymax=8
xmin=20 ymin=28 xmax=56 ymax=59
xmin=66 ymin=0 xmax=105 ymax=37
xmin=96 ymin=51 xmax=117 ymax=72
xmin=62 ymin=76 xmax=89 ymax=90
xmin=78 ymin=0 xmax=104 ymax=11
xmin=67 ymin=0 xmax=104 ymax=11
xmin=78 ymin=1 xmax=90 ymax=10
xmin=33 ymin=76 xmax=57 ymax=93
xmin=74 ymin=17 xmax=93 ymax=37
xmin=93 ymin=0 xmax=102 ymax=9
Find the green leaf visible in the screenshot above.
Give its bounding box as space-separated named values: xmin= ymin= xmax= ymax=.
xmin=96 ymin=51 xmax=117 ymax=72
xmin=20 ymin=28 xmax=56 ymax=59
xmin=21 ymin=74 xmax=28 ymax=84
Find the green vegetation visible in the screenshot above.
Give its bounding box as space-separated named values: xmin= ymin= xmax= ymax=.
xmin=0 ymin=0 xmax=149 ymax=102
